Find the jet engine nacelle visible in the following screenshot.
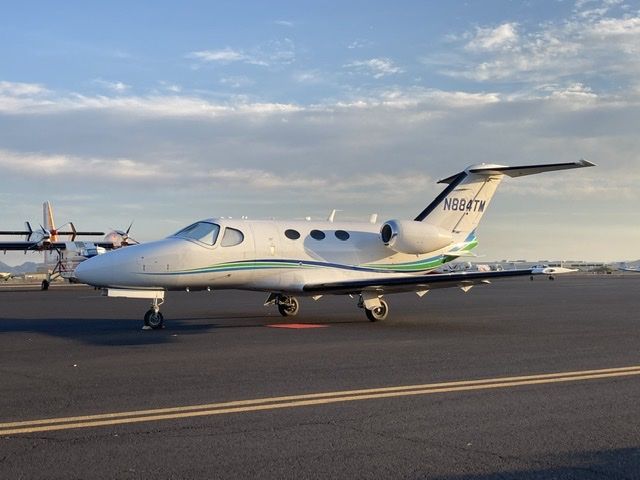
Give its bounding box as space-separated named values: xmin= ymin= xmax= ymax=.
xmin=380 ymin=220 xmax=453 ymax=254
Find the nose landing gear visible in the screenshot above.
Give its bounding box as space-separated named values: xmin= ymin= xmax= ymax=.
xmin=143 ymin=296 xmax=165 ymax=330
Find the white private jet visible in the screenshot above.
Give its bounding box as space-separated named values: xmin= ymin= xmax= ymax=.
xmin=75 ymin=160 xmax=594 ymax=329
xmin=0 ymin=272 xmax=13 ymax=281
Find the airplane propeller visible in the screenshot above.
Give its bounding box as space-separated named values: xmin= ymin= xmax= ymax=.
xmin=109 ymin=221 xmax=139 ymax=246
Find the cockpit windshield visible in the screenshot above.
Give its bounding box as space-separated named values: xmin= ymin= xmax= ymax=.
xmin=172 ymin=222 xmax=220 ymax=246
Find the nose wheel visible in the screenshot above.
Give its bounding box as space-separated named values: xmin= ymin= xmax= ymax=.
xmin=143 ymin=296 xmax=165 ymax=330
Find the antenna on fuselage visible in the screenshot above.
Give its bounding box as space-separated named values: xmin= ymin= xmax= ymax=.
xmin=327 ymin=209 xmax=341 ymax=222
xmin=369 ymin=213 xmax=378 ymax=224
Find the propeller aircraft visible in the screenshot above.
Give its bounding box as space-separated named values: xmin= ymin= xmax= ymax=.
xmin=0 ymin=201 xmax=138 ymax=289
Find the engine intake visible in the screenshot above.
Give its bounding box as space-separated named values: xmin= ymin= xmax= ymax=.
xmin=380 ymin=220 xmax=453 ymax=254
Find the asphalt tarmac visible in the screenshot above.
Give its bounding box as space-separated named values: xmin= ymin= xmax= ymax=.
xmin=1 ymin=275 xmax=640 ymax=479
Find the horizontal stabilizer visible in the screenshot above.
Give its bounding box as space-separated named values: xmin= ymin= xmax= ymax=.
xmin=439 ymin=159 xmax=595 ymax=184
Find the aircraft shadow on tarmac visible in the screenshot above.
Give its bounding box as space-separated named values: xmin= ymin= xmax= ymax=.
xmin=0 ymin=311 xmax=504 ymax=347
xmin=435 ymin=447 xmax=640 ymax=479
xmin=0 ymin=317 xmax=219 ymax=346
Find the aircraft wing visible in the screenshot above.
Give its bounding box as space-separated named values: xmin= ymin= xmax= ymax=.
xmin=302 ymin=267 xmax=572 ymax=296
xmin=0 ymin=241 xmax=116 ymax=251
xmin=0 ymin=241 xmax=69 ymax=251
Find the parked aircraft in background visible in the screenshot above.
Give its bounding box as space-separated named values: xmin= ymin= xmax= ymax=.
xmin=0 ymin=272 xmax=13 ymax=281
xmin=76 ymin=160 xmax=594 ymax=329
xmin=0 ymin=202 xmax=138 ymax=289
xmin=619 ymin=263 xmax=640 ymax=273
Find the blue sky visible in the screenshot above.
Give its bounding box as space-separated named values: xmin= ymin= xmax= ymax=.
xmin=1 ymin=0 xmax=640 ymax=264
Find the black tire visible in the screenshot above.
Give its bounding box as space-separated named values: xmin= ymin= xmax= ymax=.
xmin=277 ymin=297 xmax=299 ymax=317
xmin=41 ymin=280 xmax=50 ymax=291
xmin=144 ymin=309 xmax=164 ymax=329
xmin=365 ymin=300 xmax=388 ymax=322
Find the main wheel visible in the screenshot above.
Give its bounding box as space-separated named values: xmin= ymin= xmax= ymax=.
xmin=365 ymin=300 xmax=388 ymax=322
xmin=41 ymin=280 xmax=50 ymax=291
xmin=277 ymin=297 xmax=299 ymax=317
xmin=144 ymin=309 xmax=164 ymax=329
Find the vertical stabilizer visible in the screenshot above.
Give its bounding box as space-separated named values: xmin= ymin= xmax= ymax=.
xmin=43 ymin=201 xmax=56 ymax=240
xmin=415 ymin=166 xmax=505 ymax=242
xmin=43 ymin=201 xmax=56 ymax=267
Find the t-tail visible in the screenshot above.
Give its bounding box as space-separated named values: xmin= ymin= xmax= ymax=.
xmin=414 ymin=160 xmax=595 ymax=243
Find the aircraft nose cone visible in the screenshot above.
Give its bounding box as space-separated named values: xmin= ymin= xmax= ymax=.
xmin=75 ymin=250 xmax=122 ymax=287
xmin=75 ymin=239 xmax=182 ymax=288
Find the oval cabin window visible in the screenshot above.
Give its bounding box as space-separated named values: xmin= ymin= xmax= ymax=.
xmin=310 ymin=230 xmax=325 ymax=240
xmin=284 ymin=229 xmax=301 ymax=240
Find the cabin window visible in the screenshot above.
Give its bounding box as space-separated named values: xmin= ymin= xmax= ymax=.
xmin=221 ymin=227 xmax=245 ymax=247
xmin=310 ymin=229 xmax=325 ymax=240
xmin=335 ymin=230 xmax=350 ymax=241
xmin=284 ymin=229 xmax=301 ymax=240
xmin=173 ymin=222 xmax=220 ymax=246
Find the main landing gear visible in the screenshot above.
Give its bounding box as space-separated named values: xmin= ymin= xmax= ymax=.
xmin=143 ymin=296 xmax=165 ymax=330
xmin=264 ymin=292 xmax=390 ymax=322
xmin=358 ymin=294 xmax=389 ymax=322
xmin=264 ymin=293 xmax=300 ymax=317
xmin=277 ymin=295 xmax=299 ymax=317
xmin=365 ymin=300 xmax=388 ymax=322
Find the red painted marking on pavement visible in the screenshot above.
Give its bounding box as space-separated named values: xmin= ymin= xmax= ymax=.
xmin=266 ymin=323 xmax=328 ymax=329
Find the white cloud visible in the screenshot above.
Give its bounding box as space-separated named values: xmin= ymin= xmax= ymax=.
xmin=274 ymin=20 xmax=294 ymax=27
xmin=436 ymin=8 xmax=640 ymax=84
xmin=347 ymin=39 xmax=372 ymax=49
xmin=219 ymin=76 xmax=254 ymax=88
xmin=0 ymin=87 xmax=305 ymax=117
xmin=93 ymin=79 xmax=131 ymax=92
xmin=0 ymin=81 xmax=48 ymax=96
xmin=0 ymin=149 xmax=165 ymax=179
xmin=464 ymin=23 xmax=519 ymax=52
xmin=0 ymin=148 xmax=434 ymax=202
xmin=344 ymin=58 xmax=403 ymax=78
xmin=187 ymin=39 xmax=296 ymax=68
xmin=160 ymin=82 xmax=182 ymax=93
xmin=293 ymin=70 xmax=324 ymax=84
xmin=188 ymin=48 xmax=248 ymax=63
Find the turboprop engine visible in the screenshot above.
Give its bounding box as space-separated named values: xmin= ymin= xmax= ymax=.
xmin=380 ymin=220 xmax=453 ymax=255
